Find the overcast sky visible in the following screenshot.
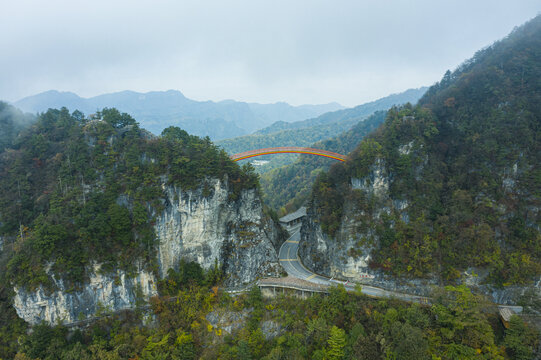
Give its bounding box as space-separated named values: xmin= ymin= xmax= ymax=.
xmin=1 ymin=0 xmax=540 ymax=107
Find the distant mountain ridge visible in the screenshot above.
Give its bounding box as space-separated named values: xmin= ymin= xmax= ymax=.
xmin=256 ymin=87 xmax=428 ymax=135
xmin=13 ymin=90 xmax=344 ymax=140
xmin=217 ymin=87 xmax=427 ymax=173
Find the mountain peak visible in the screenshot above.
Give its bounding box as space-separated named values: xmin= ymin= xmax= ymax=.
xmin=16 ymin=90 xmax=81 ymax=102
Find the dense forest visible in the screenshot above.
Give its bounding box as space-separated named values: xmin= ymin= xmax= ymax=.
xmin=1 ymin=262 xmax=539 ymax=359
xmin=0 ymin=107 xmax=258 ymax=291
xmin=311 ymin=16 xmax=541 ymax=285
xmin=0 ymin=102 xmax=537 ymax=359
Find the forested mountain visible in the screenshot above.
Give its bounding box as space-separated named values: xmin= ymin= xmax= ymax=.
xmin=0 ymin=107 xmax=264 ymax=291
xmin=260 ymin=111 xmax=387 ymax=213
xmin=217 ymin=87 xmax=426 ymax=173
xmin=304 ymin=15 xmax=541 ymax=287
xmin=2 ymin=107 xmax=537 ymax=360
xmin=13 ymin=90 xmax=343 ymax=140
xmin=2 ymin=13 xmax=541 ymax=360
xmin=0 ymin=102 xmax=35 ymax=152
xmin=256 ymin=87 xmax=427 ymax=135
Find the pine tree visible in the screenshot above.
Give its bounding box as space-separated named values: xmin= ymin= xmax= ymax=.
xmin=326 ymin=325 xmax=346 ymax=360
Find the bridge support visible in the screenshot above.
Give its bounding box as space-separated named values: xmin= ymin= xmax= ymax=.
xmin=258 ymin=284 xmax=325 ymax=299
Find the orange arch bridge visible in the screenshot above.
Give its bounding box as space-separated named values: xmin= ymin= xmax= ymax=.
xmin=231 ymin=147 xmax=347 ymax=162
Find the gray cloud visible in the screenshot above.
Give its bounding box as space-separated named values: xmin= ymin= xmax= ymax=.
xmin=1 ymin=0 xmax=540 ymax=107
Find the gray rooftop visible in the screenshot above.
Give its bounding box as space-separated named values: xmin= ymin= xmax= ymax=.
xmin=279 ymin=206 xmax=307 ymax=223
xmin=499 ymin=307 xmax=516 ymax=322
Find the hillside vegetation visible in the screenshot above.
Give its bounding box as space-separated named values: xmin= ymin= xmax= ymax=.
xmin=2 ymin=277 xmax=539 ymax=359
xmin=2 ymin=108 xmax=537 ymax=360
xmin=311 ymin=16 xmax=541 ymax=285
xmin=0 ymin=108 xmax=258 ymax=291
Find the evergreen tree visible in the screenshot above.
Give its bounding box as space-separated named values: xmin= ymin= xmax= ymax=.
xmin=326 ymin=326 xmax=346 ymax=360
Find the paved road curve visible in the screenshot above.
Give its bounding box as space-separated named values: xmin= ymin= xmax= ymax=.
xmin=278 ymin=226 xmax=430 ymax=304
xmin=278 ymin=226 xmax=524 ymax=314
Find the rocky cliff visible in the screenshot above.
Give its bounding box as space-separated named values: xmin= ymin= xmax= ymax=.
xmin=155 ymin=178 xmax=282 ymax=286
xmin=13 ymin=179 xmax=282 ymax=325
xmin=298 ymin=162 xmax=440 ymax=297
xmin=299 ymin=181 xmax=541 ymax=305
xmin=299 ymin=145 xmax=540 ymax=305
xmin=299 ymin=157 xmax=407 ymax=279
xmin=14 ymin=263 xmax=156 ymax=325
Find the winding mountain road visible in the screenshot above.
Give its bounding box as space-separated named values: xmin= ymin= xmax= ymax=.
xmin=278 ymin=226 xmax=430 ymax=304
xmin=278 ymin=226 xmax=524 ymax=315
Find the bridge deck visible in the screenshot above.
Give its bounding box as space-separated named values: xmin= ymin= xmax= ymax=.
xmin=231 ymin=146 xmax=347 ymax=161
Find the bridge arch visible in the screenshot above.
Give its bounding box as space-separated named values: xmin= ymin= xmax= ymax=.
xmin=231 ymin=146 xmax=347 ymax=162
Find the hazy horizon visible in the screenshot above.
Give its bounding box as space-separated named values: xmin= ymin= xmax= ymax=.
xmin=11 ymin=88 xmax=348 ymax=107
xmin=2 ymin=1 xmax=540 ymax=107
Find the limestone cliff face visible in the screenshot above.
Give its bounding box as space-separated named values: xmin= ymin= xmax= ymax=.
xmin=14 ymin=263 xmax=156 ymax=325
xmin=299 ymin=158 xmax=540 ymax=304
xmin=300 ymin=158 xmax=405 ymax=281
xmin=299 ymin=204 xmax=372 ymax=280
xmin=154 ymin=178 xmax=282 ymax=287
xmin=13 ymin=179 xmax=282 ymax=325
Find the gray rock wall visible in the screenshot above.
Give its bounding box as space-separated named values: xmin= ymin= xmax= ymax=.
xmin=299 ymin=201 xmax=378 ymax=281
xmin=13 ymin=178 xmax=282 ymax=325
xmin=299 ymin=160 xmax=540 ymax=305
xmin=154 ymin=178 xmax=281 ymax=286
xmin=299 ymin=160 xmax=402 ymax=282
xmin=14 ymin=263 xmax=156 ymax=325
